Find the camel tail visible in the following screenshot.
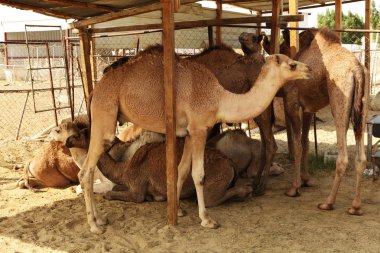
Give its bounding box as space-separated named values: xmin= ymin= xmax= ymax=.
xmin=351 ymin=67 xmax=367 ymax=140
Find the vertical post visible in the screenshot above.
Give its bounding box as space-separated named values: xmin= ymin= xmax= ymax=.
xmin=256 ymin=11 xmax=262 ymax=37
xmin=78 ymin=28 xmax=93 ymax=114
xmin=161 ymin=0 xmax=178 ymax=226
xmin=90 ymin=26 xmax=98 ymax=86
xmin=335 ymin=0 xmax=342 ymax=40
xmin=365 ymin=0 xmax=370 ymax=70
xmin=216 ymin=0 xmax=222 ymax=45
xmin=289 ymin=0 xmax=299 ymax=59
xmin=208 ymin=26 xmax=214 ymax=47
xmin=270 ymin=0 xmax=281 ymax=54
xmin=4 ymin=32 xmax=8 ymax=68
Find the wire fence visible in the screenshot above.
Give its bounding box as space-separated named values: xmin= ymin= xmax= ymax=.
xmin=0 ymin=26 xmax=379 ymax=140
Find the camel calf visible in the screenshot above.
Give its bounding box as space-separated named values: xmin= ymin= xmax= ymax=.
xmin=66 ymin=129 xmax=253 ymax=207
xmin=17 ymin=122 xmax=80 ymax=189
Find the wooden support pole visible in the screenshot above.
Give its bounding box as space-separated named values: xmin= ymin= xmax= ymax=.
xmin=289 ymin=0 xmax=299 ymax=58
xmin=208 ymin=26 xmax=214 ymax=46
xmin=161 ymin=0 xmax=178 ymax=226
xmin=90 ymin=26 xmax=98 ymax=86
xmin=256 ymin=11 xmax=262 ymax=36
xmin=270 ymin=0 xmax=281 ymax=54
xmin=364 ymin=0 xmax=370 ymax=70
xmin=216 ymin=0 xmax=222 ymax=45
xmin=335 ymin=0 xmax=342 ymax=40
xmin=4 ymin=32 xmax=8 ymax=68
xmin=78 ymin=29 xmax=93 ymax=114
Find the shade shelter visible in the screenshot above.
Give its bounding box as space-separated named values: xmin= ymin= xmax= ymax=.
xmin=0 ymin=0 xmax=371 ymax=227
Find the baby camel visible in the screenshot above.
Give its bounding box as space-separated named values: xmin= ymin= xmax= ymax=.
xmin=66 ymin=129 xmax=252 ymax=207
xmin=80 ymin=45 xmax=311 ymax=233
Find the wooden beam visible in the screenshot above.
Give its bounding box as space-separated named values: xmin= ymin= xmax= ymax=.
xmin=0 ymin=0 xmax=79 ymax=20
xmin=208 ymin=26 xmax=214 ymax=46
xmin=335 ymin=0 xmax=342 ymax=39
xmin=69 ymin=0 xmax=199 ymax=28
xmin=365 ymin=0 xmax=370 ymax=70
xmin=161 ymin=0 xmax=178 ymax=226
xmin=78 ymin=29 xmax=93 ymax=113
xmin=270 ymin=0 xmax=281 ymax=54
xmin=289 ymin=0 xmax=299 ymax=58
xmin=43 ymin=0 xmax=119 ymax=12
xmin=90 ymin=15 xmax=304 ymax=34
xmin=216 ymin=0 xmax=223 ymax=45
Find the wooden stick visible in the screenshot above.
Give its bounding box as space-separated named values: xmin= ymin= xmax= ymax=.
xmin=43 ymin=0 xmax=118 ymax=12
xmin=289 ymin=0 xmax=299 ymax=58
xmin=335 ymin=0 xmax=342 ymax=39
xmin=216 ymin=0 xmax=223 ymax=45
xmin=78 ymin=29 xmax=93 ymax=114
xmin=270 ymin=0 xmax=281 ymax=54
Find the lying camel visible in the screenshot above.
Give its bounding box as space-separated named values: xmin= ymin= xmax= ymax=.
xmin=17 ymin=122 xmax=80 ymax=189
xmin=66 ymin=129 xmax=253 ymax=207
xmin=207 ymin=129 xmax=284 ymax=178
xmin=79 ymin=44 xmax=311 ymax=233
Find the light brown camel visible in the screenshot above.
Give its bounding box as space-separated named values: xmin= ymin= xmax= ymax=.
xmin=79 ymin=45 xmax=311 ymax=233
xmin=258 ymin=29 xmax=368 ymax=215
xmin=17 ymin=122 xmax=80 ymax=189
xmin=66 ymin=129 xmax=252 ymax=207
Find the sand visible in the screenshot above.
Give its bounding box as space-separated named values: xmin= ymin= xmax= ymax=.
xmin=1 ymin=106 xmax=380 ymax=253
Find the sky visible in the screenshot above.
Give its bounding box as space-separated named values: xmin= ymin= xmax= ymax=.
xmin=0 ymin=0 xmax=375 ymax=38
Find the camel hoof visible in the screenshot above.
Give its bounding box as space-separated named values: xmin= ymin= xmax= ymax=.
xmin=96 ymin=215 xmax=108 ymax=226
xmin=252 ymin=184 xmax=266 ymax=196
xmin=284 ymin=188 xmax=301 ymax=197
xmin=301 ymin=181 xmax=313 ymax=187
xmin=90 ymin=225 xmax=105 ymax=234
xmin=178 ymin=208 xmax=186 ymax=217
xmin=201 ymin=219 xmax=220 ymax=229
xmin=348 ymin=207 xmax=363 ymax=216
xmin=317 ymin=203 xmax=334 ymax=211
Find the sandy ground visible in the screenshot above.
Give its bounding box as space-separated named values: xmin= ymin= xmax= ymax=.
xmin=1 ymin=106 xmax=380 ymax=253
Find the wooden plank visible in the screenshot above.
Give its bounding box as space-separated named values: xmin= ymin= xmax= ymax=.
xmin=90 ymin=15 xmax=304 ymax=34
xmin=208 ymin=26 xmax=214 ymax=46
xmin=78 ymin=29 xmax=93 ymax=113
xmin=289 ymin=0 xmax=299 ymax=58
xmin=364 ymin=0 xmax=370 ymax=69
xmin=69 ymin=0 xmax=199 ymax=28
xmin=43 ymin=0 xmax=118 ymax=12
xmin=216 ymin=0 xmax=223 ymax=45
xmin=0 ymin=0 xmax=80 ymax=20
xmin=335 ymin=0 xmax=342 ymax=39
xmin=270 ymin=0 xmax=281 ymax=54
xmin=161 ymin=0 xmax=178 ymax=226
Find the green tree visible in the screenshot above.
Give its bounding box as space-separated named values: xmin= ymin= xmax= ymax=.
xmin=317 ymin=9 xmax=364 ymax=44
xmin=371 ymin=0 xmax=380 ymax=30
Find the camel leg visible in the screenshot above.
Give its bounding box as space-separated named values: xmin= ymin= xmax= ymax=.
xmin=80 ymin=108 xmax=117 ymax=234
xmin=301 ymin=112 xmax=313 ymax=186
xmin=189 ymin=128 xmax=219 ymax=228
xmin=284 ymin=97 xmax=295 ymax=159
xmin=176 ymin=135 xmax=192 ymax=217
xmin=347 ymin=132 xmax=366 ymax=215
xmin=205 ymin=185 xmax=253 ymax=207
xmin=104 ymin=188 xmax=145 ymax=203
xmin=285 ymin=102 xmax=303 ymax=197
xmin=251 ymin=106 xmax=277 ymax=196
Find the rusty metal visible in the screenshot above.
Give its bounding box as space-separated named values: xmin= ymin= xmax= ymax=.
xmin=16 ymin=91 xmax=29 ymax=140
xmin=45 ymin=42 xmax=59 ymax=126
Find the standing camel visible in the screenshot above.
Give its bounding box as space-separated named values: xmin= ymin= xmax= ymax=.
xmin=257 ymin=29 xmax=368 ymax=214
xmin=79 ymin=45 xmax=311 ymax=233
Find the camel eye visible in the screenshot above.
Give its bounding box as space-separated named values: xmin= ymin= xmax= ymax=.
xmin=55 ymin=129 xmax=61 ymax=133
xmin=290 ymin=63 xmax=297 ymax=71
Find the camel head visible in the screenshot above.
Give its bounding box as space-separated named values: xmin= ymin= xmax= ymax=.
xmin=239 ymin=32 xmax=262 ymax=55
xmin=66 ymin=128 xmax=90 ymax=149
xmin=50 ymin=122 xmax=80 ymax=145
xmin=265 ymin=54 xmax=312 ymax=83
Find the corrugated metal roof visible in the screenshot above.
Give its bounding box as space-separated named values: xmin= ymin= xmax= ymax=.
xmin=0 ymin=0 xmax=349 ymax=22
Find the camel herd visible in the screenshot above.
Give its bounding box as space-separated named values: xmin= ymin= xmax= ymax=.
xmin=17 ymin=28 xmax=368 ymax=234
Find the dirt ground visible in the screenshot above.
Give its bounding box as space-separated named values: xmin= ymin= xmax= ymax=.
xmin=1 ymin=106 xmax=380 ymax=253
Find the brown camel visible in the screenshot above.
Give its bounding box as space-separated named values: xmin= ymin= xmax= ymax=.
xmin=257 ymin=29 xmax=368 ymax=215
xmin=66 ymin=129 xmax=252 ymax=207
xmin=79 ymin=45 xmax=311 ymax=233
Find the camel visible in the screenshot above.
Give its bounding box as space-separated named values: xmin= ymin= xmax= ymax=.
xmin=257 ymin=29 xmax=368 ymax=214
xmin=66 ymin=128 xmax=253 ymax=207
xmin=17 ymin=122 xmax=80 ymax=189
xmin=79 ymin=44 xmax=311 ymax=233
xmin=207 ymin=129 xmax=284 ymax=177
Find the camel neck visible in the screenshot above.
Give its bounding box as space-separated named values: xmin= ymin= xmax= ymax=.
xmin=217 ymin=65 xmax=281 ymax=123
xmin=97 ymin=153 xmax=126 ymax=185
